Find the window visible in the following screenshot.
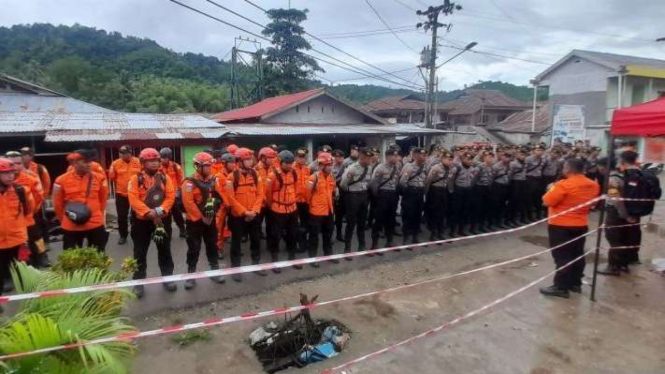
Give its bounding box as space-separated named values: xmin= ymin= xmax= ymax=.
xmin=321 ymin=106 xmax=324 ymax=113
xmin=481 ymin=115 xmax=489 ymax=124
xmin=307 ymin=105 xmax=311 ymax=113
xmin=295 ymin=105 xmax=299 ymax=113
xmin=498 ymin=114 xmax=507 ymax=122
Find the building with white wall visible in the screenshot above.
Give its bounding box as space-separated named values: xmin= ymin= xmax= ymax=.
xmin=534 ymin=50 xmax=665 ymax=149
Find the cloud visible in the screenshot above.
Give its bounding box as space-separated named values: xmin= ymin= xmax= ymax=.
xmin=2 ymin=0 xmax=664 ymax=91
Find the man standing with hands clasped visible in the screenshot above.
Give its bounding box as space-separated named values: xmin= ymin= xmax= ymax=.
xmin=540 ymin=158 xmax=599 ymax=299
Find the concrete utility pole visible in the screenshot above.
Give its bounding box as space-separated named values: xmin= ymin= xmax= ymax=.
xmin=417 ymin=0 xmax=462 ymax=131
xmin=530 ymin=79 xmax=539 ymax=133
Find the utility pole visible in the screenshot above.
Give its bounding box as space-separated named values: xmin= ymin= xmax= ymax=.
xmin=417 ymin=0 xmax=462 ymax=132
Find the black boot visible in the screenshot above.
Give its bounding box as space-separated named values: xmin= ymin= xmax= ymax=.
xmin=253 ymin=259 xmax=267 ymax=276
xmin=597 ymin=264 xmax=621 ymax=276
xmin=289 ymin=253 xmax=302 ymax=270
xmin=539 ymin=285 xmax=569 ymax=299
xmin=344 ymin=247 xmax=353 ymax=261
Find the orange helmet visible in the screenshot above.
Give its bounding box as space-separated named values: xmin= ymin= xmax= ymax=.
xmin=235 ymin=147 xmax=253 ymax=160
xmin=258 ymin=147 xmax=277 ymax=159
xmin=193 ymin=152 xmax=214 ymax=166
xmin=226 ymin=144 xmax=238 ymax=155
xmin=0 ymin=158 xmax=16 ymax=172
xmin=317 ymin=152 xmax=333 ymax=166
xmin=139 ymin=148 xmax=160 ymax=161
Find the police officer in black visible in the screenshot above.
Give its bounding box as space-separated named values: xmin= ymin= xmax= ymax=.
xmin=339 ymin=147 xmax=373 ymax=256
xmin=370 ymin=147 xmax=400 ymax=250
xmin=425 ymin=150 xmax=455 ymax=240
xmin=331 ymin=149 xmax=346 ymax=242
xmin=491 ymin=149 xmax=512 ymax=229
xmin=450 ymin=152 xmax=479 ymax=237
xmin=524 ymin=144 xmax=545 ymax=220
xmin=398 ymin=147 xmax=428 ymax=245
xmin=475 ymin=151 xmax=495 ymax=233
xmin=508 ymin=147 xmax=529 ymax=226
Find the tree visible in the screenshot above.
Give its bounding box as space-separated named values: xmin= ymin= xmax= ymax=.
xmin=261 ymin=8 xmax=323 ymax=95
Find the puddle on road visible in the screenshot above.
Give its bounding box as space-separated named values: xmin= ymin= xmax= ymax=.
xmin=519 ymin=235 xmax=549 ymax=248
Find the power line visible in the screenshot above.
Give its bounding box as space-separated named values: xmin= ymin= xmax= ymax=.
xmin=230 ymin=1 xmax=425 ymax=87
xmin=167 ymin=0 xmax=424 ymax=90
xmin=440 ymin=43 xmax=553 ymax=65
xmin=391 ymin=0 xmax=417 ymax=12
xmin=364 ymin=0 xmax=420 ymax=54
xmin=317 ymin=25 xmax=414 ymax=38
xmin=242 ymin=0 xmax=266 ymax=12
xmin=331 ymin=66 xmax=420 ymax=84
xmin=444 ymin=37 xmax=565 ymax=57
xmin=205 ymin=0 xmax=265 ymax=29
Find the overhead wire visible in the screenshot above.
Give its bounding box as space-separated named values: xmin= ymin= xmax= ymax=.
xmin=167 ymin=0 xmax=424 ymax=90
xmin=364 ymin=0 xmax=420 ymax=54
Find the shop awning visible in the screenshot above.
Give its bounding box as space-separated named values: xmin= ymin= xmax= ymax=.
xmin=611 ymin=97 xmax=665 ymax=137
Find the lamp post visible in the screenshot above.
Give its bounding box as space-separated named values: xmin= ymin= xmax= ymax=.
xmin=529 ymin=79 xmax=539 ymax=133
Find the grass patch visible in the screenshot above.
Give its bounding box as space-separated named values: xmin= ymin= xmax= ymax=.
xmin=171 ymin=329 xmax=212 ymax=347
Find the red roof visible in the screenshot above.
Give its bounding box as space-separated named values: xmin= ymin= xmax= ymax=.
xmin=212 ymin=89 xmax=324 ymax=122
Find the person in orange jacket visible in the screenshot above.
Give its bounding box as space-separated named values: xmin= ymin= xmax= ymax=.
xmin=215 ymin=152 xmax=236 ymax=256
xmin=108 ymin=145 xmax=142 ymax=245
xmin=225 ymin=147 xmax=265 ymax=282
xmin=306 ymin=152 xmax=337 ymax=266
xmin=265 ymin=150 xmax=300 ymax=271
xmin=53 ymin=150 xmax=109 ymax=251
xmin=294 ymin=148 xmax=311 ymax=252
xmin=20 ymin=147 xmax=52 ymax=250
xmin=128 ymin=148 xmax=177 ymax=298
xmin=540 ymin=158 xmax=599 ymax=299
xmin=210 ymin=149 xmax=225 ymax=176
xmin=6 ymin=151 xmax=51 ymax=268
xmin=256 ymin=147 xmax=277 ymax=238
xmin=67 ymin=150 xmax=106 ymax=180
xmin=159 ymin=147 xmax=186 ymax=238
xmin=181 ymin=152 xmax=226 ymax=289
xmin=0 ymin=158 xmax=35 ymax=307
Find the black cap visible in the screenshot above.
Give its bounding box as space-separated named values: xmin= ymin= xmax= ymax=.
xmin=385 ymin=148 xmax=400 ymax=156
xmin=518 ymin=147 xmax=529 ymax=154
xmin=332 ymin=149 xmax=345 ymax=157
xmin=119 ymin=145 xmax=132 ymax=154
xmin=371 ymin=148 xmax=380 ymax=154
xmin=296 ymin=148 xmax=308 ymax=156
xmin=533 ymin=144 xmax=545 ymax=151
xmin=441 ymin=150 xmax=453 ymax=158
xmin=321 ymin=145 xmax=332 ymax=152
xmin=412 ymin=147 xmax=428 ymax=155
xmin=359 ymin=147 xmax=374 ymax=157
xmin=350 ymin=145 xmax=360 ymax=151
xmin=5 ymin=151 xmax=22 ymax=158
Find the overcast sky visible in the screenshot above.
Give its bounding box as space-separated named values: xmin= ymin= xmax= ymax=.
xmin=2 ymin=0 xmax=665 ymax=92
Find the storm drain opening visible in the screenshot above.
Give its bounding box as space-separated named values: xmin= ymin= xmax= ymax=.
xmin=248 ymin=294 xmax=351 ymax=373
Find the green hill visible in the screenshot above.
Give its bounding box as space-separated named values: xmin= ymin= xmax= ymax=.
xmin=0 ymin=23 xmax=536 ymax=113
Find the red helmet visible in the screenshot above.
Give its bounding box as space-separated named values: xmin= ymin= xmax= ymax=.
xmin=0 ymin=158 xmax=16 ymax=172
xmin=235 ymin=147 xmax=253 ymax=160
xmin=258 ymin=147 xmax=277 ymax=159
xmin=317 ymin=152 xmax=333 ymax=166
xmin=139 ymin=148 xmax=160 ymax=161
xmin=193 ymin=152 xmax=214 ymax=166
xmin=226 ymin=144 xmax=238 ymax=155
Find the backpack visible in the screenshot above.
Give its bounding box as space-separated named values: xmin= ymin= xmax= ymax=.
xmin=177 ymin=177 xmax=223 ymax=214
xmin=14 ymin=185 xmax=28 ymax=218
xmin=621 ymin=169 xmax=662 ymax=217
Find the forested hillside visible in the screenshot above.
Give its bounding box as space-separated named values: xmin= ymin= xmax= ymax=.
xmin=0 ymin=23 xmax=537 ymax=113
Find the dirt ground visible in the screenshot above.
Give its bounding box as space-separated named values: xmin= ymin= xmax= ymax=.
xmin=129 ymin=221 xmax=665 ymax=374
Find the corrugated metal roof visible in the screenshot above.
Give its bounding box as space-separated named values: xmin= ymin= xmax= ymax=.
xmin=0 ymin=93 xmax=113 ymax=114
xmin=212 ymin=89 xmax=324 ymax=122
xmin=536 ymin=50 xmax=665 ymax=81
xmin=221 ymin=123 xmax=452 ymax=136
xmin=487 ymin=104 xmax=551 ymax=134
xmin=363 ymin=95 xmax=426 ymax=112
xmin=439 ymin=90 xmax=530 ymax=116
xmin=45 ymin=128 xmax=229 ymax=142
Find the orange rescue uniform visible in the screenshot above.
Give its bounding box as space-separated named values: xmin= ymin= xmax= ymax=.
xmin=53 ymin=171 xmax=108 ymax=231
xmin=160 ymin=161 xmax=184 ymax=191
xmin=265 ymin=169 xmax=298 ymax=214
xmin=68 ymin=161 xmax=106 ymax=180
xmin=307 ymin=171 xmax=335 ymax=216
xmin=215 ymin=169 xmax=232 ymax=249
xmin=127 ymin=171 xmax=176 ymax=220
xmin=13 ymin=171 xmax=43 ymax=226
xmin=543 ymin=174 xmax=600 ymax=227
xmin=0 ymin=185 xmax=35 ymax=249
xmin=225 ymin=170 xmax=264 ymax=217
xmin=294 ymin=163 xmax=311 ymax=204
xmin=27 ymin=161 xmax=51 ymax=197
xmin=108 ymin=157 xmax=142 ymax=196
xmin=181 ymin=173 xmax=226 ymax=222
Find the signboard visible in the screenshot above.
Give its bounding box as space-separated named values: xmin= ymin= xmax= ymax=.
xmin=551 ymin=104 xmax=586 ymax=145
xmin=643 ymin=136 xmax=665 ymax=163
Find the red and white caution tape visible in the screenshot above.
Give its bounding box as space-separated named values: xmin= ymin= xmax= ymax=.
xmin=321 ymin=247 xmax=597 ymax=374
xmin=0 ymin=196 xmax=605 ymax=305
xmin=0 ymin=228 xmax=600 ymax=361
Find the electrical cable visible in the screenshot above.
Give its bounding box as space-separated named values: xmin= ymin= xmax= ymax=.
xmin=364 ymin=0 xmax=420 ymax=54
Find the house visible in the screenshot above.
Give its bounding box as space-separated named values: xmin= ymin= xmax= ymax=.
xmin=362 ymin=94 xmax=426 ymax=123
xmin=212 ymin=88 xmax=450 ymax=157
xmin=486 ymin=103 xmax=551 ymax=145
xmin=0 ymin=73 xmax=228 ymax=177
xmin=533 ymin=49 xmax=665 ymax=149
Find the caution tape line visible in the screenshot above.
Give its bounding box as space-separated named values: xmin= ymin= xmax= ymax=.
xmin=320 ymin=247 xmax=597 ymax=374
xmin=0 ymin=196 xmax=605 ymax=304
xmin=0 ymin=228 xmax=601 ymax=361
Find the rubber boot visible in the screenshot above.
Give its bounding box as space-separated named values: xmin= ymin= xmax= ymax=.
xmin=271 ymin=253 xmax=281 ymax=274
xmin=253 ymin=259 xmax=268 ymax=276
